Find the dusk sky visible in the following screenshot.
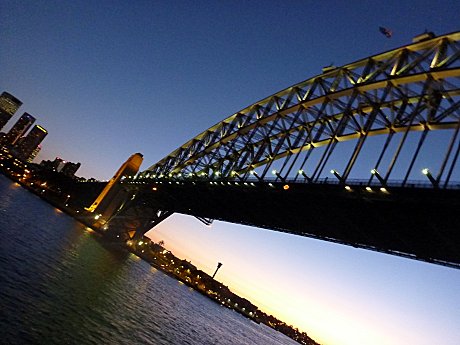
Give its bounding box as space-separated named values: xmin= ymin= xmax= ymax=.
xmin=1 ymin=1 xmax=459 ymax=344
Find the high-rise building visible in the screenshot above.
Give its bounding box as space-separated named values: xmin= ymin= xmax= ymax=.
xmin=27 ymin=144 xmax=42 ymax=163
xmin=39 ymin=157 xmax=81 ymax=177
xmin=15 ymin=125 xmax=47 ymax=161
xmin=0 ymin=92 xmax=22 ymax=131
xmin=61 ymin=161 xmax=81 ymax=177
xmin=40 ymin=157 xmax=62 ymax=171
xmin=4 ymin=112 xmax=36 ymax=145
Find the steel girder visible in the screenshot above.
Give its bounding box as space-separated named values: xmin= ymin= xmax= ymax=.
xmin=102 ymin=193 xmax=173 ymax=241
xmin=141 ymin=32 xmax=460 ymax=186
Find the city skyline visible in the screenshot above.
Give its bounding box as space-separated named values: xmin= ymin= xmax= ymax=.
xmin=0 ymin=91 xmax=23 ymax=131
xmin=1 ymin=2 xmax=459 ymax=345
xmin=0 ymin=103 xmax=48 ymax=162
xmin=3 ymin=111 xmax=36 ymax=146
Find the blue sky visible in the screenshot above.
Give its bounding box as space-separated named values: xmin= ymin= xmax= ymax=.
xmin=1 ymin=1 xmax=459 ymax=344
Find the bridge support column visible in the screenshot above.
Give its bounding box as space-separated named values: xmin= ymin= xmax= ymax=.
xmin=103 ymin=193 xmax=173 ymax=242
xmin=85 ymin=153 xmax=144 ymax=224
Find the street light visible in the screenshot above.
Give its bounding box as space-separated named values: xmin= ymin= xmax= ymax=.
xmin=271 ymin=169 xmax=285 ymax=182
xmin=371 ymin=168 xmax=386 ymax=187
xmin=422 ymin=168 xmax=438 ymax=188
xmin=298 ymin=169 xmax=312 ymax=183
xmin=250 ymin=170 xmax=263 ymax=181
xmin=330 ymin=169 xmax=343 ymax=182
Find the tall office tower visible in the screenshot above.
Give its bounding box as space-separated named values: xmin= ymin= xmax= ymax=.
xmin=52 ymin=157 xmax=64 ymax=171
xmin=15 ymin=125 xmax=47 ymax=161
xmin=61 ymin=161 xmax=81 ymax=177
xmin=0 ymin=92 xmax=22 ymax=131
xmin=4 ymin=112 xmax=36 ymax=145
xmin=27 ymin=144 xmax=42 ymax=163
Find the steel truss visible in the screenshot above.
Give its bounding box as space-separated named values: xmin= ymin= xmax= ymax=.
xmin=103 ymin=194 xmax=172 ymax=241
xmin=141 ymin=32 xmax=460 ymax=187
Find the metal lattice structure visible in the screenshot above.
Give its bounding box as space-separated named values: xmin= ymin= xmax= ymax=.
xmin=141 ymin=32 xmax=460 ymax=187
xmin=100 ymin=32 xmax=460 ymax=268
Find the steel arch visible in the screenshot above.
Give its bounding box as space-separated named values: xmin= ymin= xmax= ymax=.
xmin=141 ymin=32 xmax=460 ymax=185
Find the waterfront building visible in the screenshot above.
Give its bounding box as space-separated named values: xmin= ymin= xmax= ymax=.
xmin=3 ymin=112 xmax=36 ymax=146
xmin=15 ymin=125 xmax=47 ymax=161
xmin=61 ymin=161 xmax=81 ymax=177
xmin=40 ymin=157 xmax=64 ymax=171
xmin=27 ymin=144 xmax=42 ymax=163
xmin=39 ymin=157 xmax=81 ymax=177
xmin=0 ymin=92 xmax=22 ymax=132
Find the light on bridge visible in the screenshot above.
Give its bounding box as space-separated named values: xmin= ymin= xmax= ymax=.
xmin=271 ymin=169 xmax=285 ymax=181
xmin=422 ymin=168 xmax=438 ymax=188
xmin=250 ymin=170 xmax=263 ymax=181
xmin=298 ymin=169 xmax=312 ymax=182
xmin=330 ymin=169 xmax=343 ymax=182
xmin=370 ymin=168 xmax=386 ymax=187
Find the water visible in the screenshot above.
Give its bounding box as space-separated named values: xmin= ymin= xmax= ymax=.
xmin=0 ymin=175 xmax=298 ymax=345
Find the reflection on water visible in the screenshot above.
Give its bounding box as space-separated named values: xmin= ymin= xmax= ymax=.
xmin=0 ymin=175 xmax=297 ymax=345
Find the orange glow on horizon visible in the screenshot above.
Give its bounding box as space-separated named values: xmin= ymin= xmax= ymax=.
xmin=144 ymin=213 xmax=458 ymax=345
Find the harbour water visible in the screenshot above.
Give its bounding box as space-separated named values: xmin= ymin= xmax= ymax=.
xmin=0 ymin=175 xmax=298 ymax=345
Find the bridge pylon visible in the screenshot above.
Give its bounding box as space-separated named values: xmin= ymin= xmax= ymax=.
xmin=85 ymin=153 xmax=143 ymax=229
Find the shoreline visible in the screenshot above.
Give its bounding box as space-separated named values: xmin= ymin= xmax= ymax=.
xmin=0 ymin=172 xmax=261 ymax=322
xmin=0 ymin=170 xmax=319 ymax=345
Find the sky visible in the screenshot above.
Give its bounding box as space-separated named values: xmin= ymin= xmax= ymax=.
xmin=1 ymin=1 xmax=459 ymax=344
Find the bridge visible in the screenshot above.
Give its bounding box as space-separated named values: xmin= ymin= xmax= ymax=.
xmin=88 ymin=31 xmax=460 ymax=269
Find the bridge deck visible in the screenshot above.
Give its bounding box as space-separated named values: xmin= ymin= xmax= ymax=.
xmin=124 ymin=179 xmax=460 ymax=269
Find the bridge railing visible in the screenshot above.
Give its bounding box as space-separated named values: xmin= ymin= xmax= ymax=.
xmin=125 ymin=174 xmax=460 ymax=190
